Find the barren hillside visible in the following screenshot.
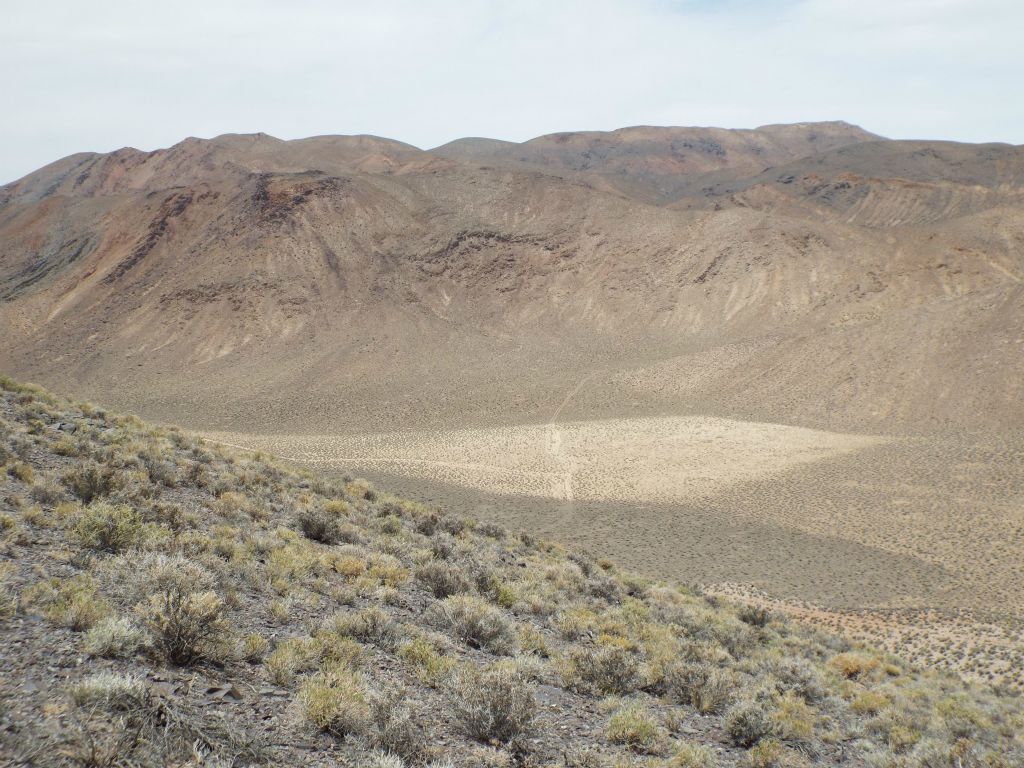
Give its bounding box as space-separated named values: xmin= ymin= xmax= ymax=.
xmin=1 ymin=122 xmax=1021 ymax=435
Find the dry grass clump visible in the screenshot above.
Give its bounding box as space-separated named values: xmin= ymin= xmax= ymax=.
xmin=68 ymin=672 xmax=148 ymax=710
xmin=398 ymin=635 xmax=455 ymax=686
xmin=670 ymin=741 xmax=719 ymax=768
xmin=83 ymin=615 xmax=145 ymax=658
xmin=298 ymin=666 xmax=369 ymax=738
xmin=0 ymin=562 xmax=18 ymax=617
xmin=829 ymin=651 xmax=880 ymax=680
xmin=448 ymin=663 xmax=536 ymax=744
xmin=606 ymin=701 xmax=665 ymax=754
xmin=23 ymin=573 xmax=111 ymax=630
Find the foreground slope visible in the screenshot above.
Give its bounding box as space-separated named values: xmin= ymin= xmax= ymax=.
xmin=1 ymin=378 xmax=1022 ymax=767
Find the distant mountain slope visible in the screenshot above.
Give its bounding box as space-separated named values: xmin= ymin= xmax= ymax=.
xmin=0 ymin=123 xmax=1022 ymax=434
xmin=431 ymin=121 xmax=882 ymax=203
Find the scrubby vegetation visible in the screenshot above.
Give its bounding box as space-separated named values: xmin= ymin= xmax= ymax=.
xmin=0 ymin=376 xmax=1021 ymax=767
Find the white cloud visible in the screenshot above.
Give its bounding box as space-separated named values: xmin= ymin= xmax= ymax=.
xmin=1 ymin=0 xmax=1021 ymax=183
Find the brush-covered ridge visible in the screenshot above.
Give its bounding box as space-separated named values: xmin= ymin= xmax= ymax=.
xmin=0 ymin=378 xmax=1020 ymax=767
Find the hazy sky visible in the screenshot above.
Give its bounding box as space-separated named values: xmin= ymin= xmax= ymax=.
xmin=3 ymin=0 xmax=1021 ymax=183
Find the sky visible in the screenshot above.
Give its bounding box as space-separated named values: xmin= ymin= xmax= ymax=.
xmin=2 ymin=0 xmax=1022 ymax=183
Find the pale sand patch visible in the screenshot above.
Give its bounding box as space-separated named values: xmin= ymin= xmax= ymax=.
xmin=202 ymin=415 xmax=885 ymax=504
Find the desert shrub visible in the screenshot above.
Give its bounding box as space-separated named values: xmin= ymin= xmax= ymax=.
xmin=746 ymin=739 xmax=783 ymax=768
xmin=7 ymin=461 xmax=34 ymax=483
xmin=397 ymin=637 xmax=454 ymax=686
xmin=296 ymin=506 xmax=342 ymax=544
xmin=738 ymin=604 xmax=771 ymax=628
xmin=325 ymin=607 xmax=403 ymax=651
xmin=368 ymin=688 xmax=425 ymax=761
xmin=72 ymin=502 xmax=147 ymax=552
xmin=0 ymin=563 xmax=18 ymax=617
xmin=429 ymin=596 xmax=516 ymax=655
xmin=84 ymin=615 xmax=144 ymax=658
xmin=298 ymin=667 xmax=369 ymax=738
xmin=125 ymin=552 xmax=216 ymax=602
xmin=333 ymin=555 xmax=367 ymax=580
xmin=476 ymin=521 xmax=506 ymax=540
xmin=416 ymin=560 xmax=471 ymax=598
xmin=725 ymin=700 xmax=772 ymax=747
xmin=449 ymin=663 xmax=536 ymax=744
xmin=664 ymin=660 xmax=734 ymax=714
xmin=606 ymin=701 xmax=665 ymax=754
xmin=670 ymin=741 xmax=719 ymax=768
xmin=429 ymin=532 xmax=457 ymax=559
xmin=62 ymin=463 xmax=119 ymax=504
xmin=378 ymin=514 xmax=403 ymax=535
xmin=773 ymin=656 xmax=825 ymax=702
xmin=587 ymin=573 xmax=624 ymax=603
xmin=366 ymin=753 xmax=406 ymax=768
xmin=140 ymin=587 xmax=230 ymax=665
xmin=852 ymin=689 xmax=890 ymax=715
xmin=324 ymin=499 xmax=351 ymax=516
xmin=830 ymin=652 xmax=879 ymax=680
xmin=140 ymin=448 xmax=177 ymax=487
xmin=30 ymin=479 xmax=64 ymax=506
xmin=52 ymin=435 xmax=83 ymax=456
xmin=564 ymin=644 xmax=641 ymax=695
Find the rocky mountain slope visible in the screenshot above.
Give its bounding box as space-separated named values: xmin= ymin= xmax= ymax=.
xmin=1 ymin=377 xmax=1021 ymax=767
xmin=0 ymin=122 xmax=1021 ymax=434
